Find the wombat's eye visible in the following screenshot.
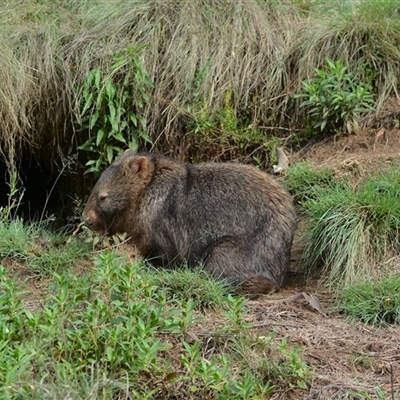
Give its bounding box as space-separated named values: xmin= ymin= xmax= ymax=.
xmin=98 ymin=192 xmax=108 ymax=202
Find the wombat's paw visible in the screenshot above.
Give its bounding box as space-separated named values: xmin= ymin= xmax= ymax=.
xmin=239 ymin=276 xmax=280 ymax=296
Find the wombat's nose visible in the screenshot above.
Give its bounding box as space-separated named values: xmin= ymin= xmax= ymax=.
xmin=82 ymin=211 xmax=94 ymax=228
xmin=82 ymin=209 xmax=105 ymax=234
xmin=84 ymin=218 xmax=93 ymax=228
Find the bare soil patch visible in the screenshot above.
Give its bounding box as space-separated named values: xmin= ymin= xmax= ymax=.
xmin=250 ymin=272 xmax=400 ymax=399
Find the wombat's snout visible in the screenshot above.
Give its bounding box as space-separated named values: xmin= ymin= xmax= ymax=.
xmin=82 ymin=210 xmax=94 ymax=229
xmin=83 ymin=209 xmax=106 ymax=235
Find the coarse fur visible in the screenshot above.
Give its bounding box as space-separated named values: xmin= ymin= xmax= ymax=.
xmin=83 ymin=150 xmax=297 ymax=295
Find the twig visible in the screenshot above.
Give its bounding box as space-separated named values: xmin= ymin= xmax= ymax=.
xmin=250 ymin=322 xmax=301 ymax=328
xmin=390 ymin=363 xmax=395 ymax=400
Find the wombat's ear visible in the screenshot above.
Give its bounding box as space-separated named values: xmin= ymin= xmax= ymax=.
xmin=127 ymin=156 xmax=150 ymax=178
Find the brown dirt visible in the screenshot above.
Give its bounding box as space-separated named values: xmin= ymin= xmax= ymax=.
xmin=261 ymin=116 xmax=400 ymax=399
xmin=246 ymin=272 xmax=400 ymax=399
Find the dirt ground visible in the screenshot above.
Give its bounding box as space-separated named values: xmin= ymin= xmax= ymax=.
xmin=259 ymin=112 xmax=400 ymax=399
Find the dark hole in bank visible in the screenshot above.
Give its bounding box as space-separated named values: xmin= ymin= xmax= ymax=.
xmin=0 ymin=156 xmax=60 ymax=221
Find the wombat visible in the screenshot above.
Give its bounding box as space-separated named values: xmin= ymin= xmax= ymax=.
xmin=83 ymin=150 xmax=297 ymax=294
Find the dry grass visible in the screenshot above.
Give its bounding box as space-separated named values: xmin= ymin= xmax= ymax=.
xmin=1 ymin=0 xmax=400 ymax=170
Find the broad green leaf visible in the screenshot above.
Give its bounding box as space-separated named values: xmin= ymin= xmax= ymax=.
xmin=81 ymin=92 xmax=93 ymax=116
xmin=113 ymin=132 xmax=126 ymax=144
xmin=108 ymin=102 xmax=117 ymax=127
xmin=89 ymin=111 xmax=99 ymax=130
xmin=94 ymin=69 xmax=102 ymax=89
xmin=106 ymin=78 xmax=116 ymax=99
xmin=107 ymin=146 xmax=114 ymax=165
xmin=85 ymin=159 xmax=97 ymax=166
xmin=140 ymin=131 xmax=153 ymax=144
xmin=130 ymin=114 xmax=137 ymax=127
xmin=96 ymin=129 xmax=105 ymax=146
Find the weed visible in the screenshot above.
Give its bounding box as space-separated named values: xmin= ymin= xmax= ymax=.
xmin=187 ymin=89 xmax=281 ymax=165
xmin=155 ymin=264 xmax=232 ymax=309
xmin=77 ymin=45 xmax=153 ymax=175
xmin=239 ymin=334 xmax=311 ymax=392
xmin=273 ymin=337 xmax=311 ymax=390
xmin=223 ymin=295 xmax=251 ymax=332
xmin=0 ymin=171 xmax=23 ymax=221
xmin=0 ymin=217 xmax=91 ymax=278
xmin=295 ymin=58 xmax=375 ymax=134
xmin=348 ymin=350 xmax=374 ymax=370
xmin=348 ymin=385 xmax=399 ymax=400
xmin=0 ymin=250 xmax=283 ymax=398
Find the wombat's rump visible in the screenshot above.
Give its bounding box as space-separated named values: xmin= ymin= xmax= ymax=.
xmin=83 ymin=151 xmax=297 ymax=294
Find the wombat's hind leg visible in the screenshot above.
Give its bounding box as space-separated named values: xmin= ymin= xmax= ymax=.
xmin=203 ymin=240 xmax=279 ymax=295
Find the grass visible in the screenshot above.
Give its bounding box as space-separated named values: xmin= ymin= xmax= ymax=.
xmin=0 ymin=216 xmax=313 ymax=399
xmin=298 ymin=166 xmax=400 ymax=287
xmin=282 ymin=161 xmax=338 ymax=205
xmin=1 ymin=0 xmax=400 ymax=171
xmin=0 ymin=217 xmax=91 ymax=277
xmin=337 ymin=275 xmax=400 ymax=327
xmin=2 ymin=0 xmax=400 ymax=221
xmin=154 ymin=265 xmax=233 ymax=309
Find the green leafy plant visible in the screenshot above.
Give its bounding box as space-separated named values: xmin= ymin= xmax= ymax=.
xmin=348 ymin=385 xmax=399 ymax=400
xmin=223 ymin=295 xmax=251 ymax=332
xmin=275 ymin=337 xmax=310 ymax=390
xmin=77 ymin=45 xmax=153 ymax=175
xmin=250 ymin=336 xmax=311 ymax=391
xmin=0 ymin=248 xmax=282 ymax=399
xmin=0 ymin=171 xmax=23 ymax=221
xmin=187 ymin=89 xmax=281 ymax=165
xmin=337 ymin=275 xmax=400 ymax=326
xmin=295 ymin=58 xmax=375 ymax=134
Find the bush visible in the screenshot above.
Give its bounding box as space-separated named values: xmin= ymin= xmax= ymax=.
xmin=77 ymin=46 xmax=153 ymax=176
xmin=0 ymin=251 xmax=279 ymax=399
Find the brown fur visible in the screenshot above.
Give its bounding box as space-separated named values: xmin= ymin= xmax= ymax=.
xmin=83 ymin=151 xmax=297 ymax=295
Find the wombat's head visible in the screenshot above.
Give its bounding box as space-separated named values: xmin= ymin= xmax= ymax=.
xmin=82 ymin=150 xmax=154 ymax=236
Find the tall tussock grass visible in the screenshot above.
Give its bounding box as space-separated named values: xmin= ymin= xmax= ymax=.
xmin=302 ymin=166 xmax=400 ymax=287
xmin=1 ymin=0 xmax=400 ymax=168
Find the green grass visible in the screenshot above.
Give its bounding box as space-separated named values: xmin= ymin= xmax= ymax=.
xmin=283 ymin=161 xmax=339 ymax=205
xmin=337 ymin=275 xmax=400 ymax=327
xmin=0 ymin=216 xmax=312 ymax=399
xmin=154 ymin=265 xmax=233 ymax=309
xmin=300 ymin=166 xmax=400 ymax=287
xmin=0 ymin=217 xmax=91 ymax=277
